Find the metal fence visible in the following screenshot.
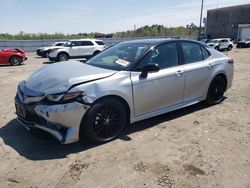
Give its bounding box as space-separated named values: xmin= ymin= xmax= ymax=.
xmin=0 ymin=36 xmax=196 ymax=52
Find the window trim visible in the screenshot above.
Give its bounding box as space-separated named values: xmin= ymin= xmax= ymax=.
xmin=132 ymin=41 xmax=181 ymax=71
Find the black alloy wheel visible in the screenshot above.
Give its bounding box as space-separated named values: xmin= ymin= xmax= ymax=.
xmin=206 ymin=75 xmax=226 ymax=105
xmin=81 ymin=99 xmax=127 ymax=144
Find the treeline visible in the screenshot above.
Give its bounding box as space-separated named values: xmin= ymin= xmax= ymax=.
xmin=116 ymin=24 xmax=199 ymax=37
xmin=0 ymin=24 xmax=199 ymax=40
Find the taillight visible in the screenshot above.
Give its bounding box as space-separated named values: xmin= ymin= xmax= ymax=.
xmin=228 ymin=58 xmax=234 ymax=64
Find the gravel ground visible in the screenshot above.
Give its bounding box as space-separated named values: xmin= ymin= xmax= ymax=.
xmin=0 ymin=48 xmax=250 ymax=188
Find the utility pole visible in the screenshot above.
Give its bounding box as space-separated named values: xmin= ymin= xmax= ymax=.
xmin=134 ymin=24 xmax=136 ymax=37
xmin=198 ymin=0 xmax=204 ymax=40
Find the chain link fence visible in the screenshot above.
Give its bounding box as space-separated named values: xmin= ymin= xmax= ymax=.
xmin=0 ymin=36 xmax=196 ymax=52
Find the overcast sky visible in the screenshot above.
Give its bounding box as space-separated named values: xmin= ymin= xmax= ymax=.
xmin=0 ymin=0 xmax=249 ymax=34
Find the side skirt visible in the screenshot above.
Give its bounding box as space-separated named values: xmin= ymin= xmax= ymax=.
xmin=130 ymin=97 xmax=202 ymax=123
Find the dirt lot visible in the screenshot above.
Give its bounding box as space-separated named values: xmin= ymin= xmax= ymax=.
xmin=0 ymin=48 xmax=250 ymax=188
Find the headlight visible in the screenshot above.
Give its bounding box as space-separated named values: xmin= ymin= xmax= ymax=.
xmin=47 ymin=92 xmax=82 ymax=102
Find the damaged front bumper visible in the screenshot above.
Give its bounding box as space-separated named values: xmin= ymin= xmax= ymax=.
xmin=15 ymin=96 xmax=89 ymax=144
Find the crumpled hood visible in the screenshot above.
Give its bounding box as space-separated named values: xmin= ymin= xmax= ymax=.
xmin=25 ymin=60 xmax=116 ymax=94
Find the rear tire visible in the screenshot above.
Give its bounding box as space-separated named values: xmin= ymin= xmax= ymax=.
xmin=80 ymin=98 xmax=127 ymax=144
xmin=10 ymin=56 xmax=22 ymax=66
xmin=206 ymin=75 xmax=226 ymax=105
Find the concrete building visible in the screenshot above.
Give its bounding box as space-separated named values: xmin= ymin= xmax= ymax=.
xmin=206 ymin=4 xmax=250 ymax=40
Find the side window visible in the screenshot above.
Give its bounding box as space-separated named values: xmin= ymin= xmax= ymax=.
xmin=181 ymin=42 xmax=203 ymax=64
xmin=139 ymin=43 xmax=179 ymax=69
xmin=71 ymin=41 xmax=80 ymax=46
xmin=81 ymin=41 xmax=94 ymax=46
xmin=201 ymin=47 xmax=210 ymax=60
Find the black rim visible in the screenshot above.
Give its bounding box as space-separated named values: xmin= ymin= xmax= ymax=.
xmin=209 ymin=78 xmax=225 ymax=102
xmin=92 ymin=103 xmax=123 ymax=140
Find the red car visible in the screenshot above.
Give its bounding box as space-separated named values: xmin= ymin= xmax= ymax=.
xmin=0 ymin=48 xmax=27 ymax=66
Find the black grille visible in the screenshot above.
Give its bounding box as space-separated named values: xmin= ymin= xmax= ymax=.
xmin=15 ymin=96 xmax=47 ymax=125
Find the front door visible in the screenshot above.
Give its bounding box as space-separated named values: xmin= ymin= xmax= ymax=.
xmin=131 ymin=42 xmax=185 ymax=117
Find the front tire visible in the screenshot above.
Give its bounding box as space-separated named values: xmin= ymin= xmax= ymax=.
xmin=206 ymin=75 xmax=226 ymax=105
xmin=227 ymin=45 xmax=232 ymax=51
xmin=10 ymin=56 xmax=22 ymax=66
xmin=57 ymin=53 xmax=69 ymax=62
xmin=81 ymin=98 xmax=127 ymax=144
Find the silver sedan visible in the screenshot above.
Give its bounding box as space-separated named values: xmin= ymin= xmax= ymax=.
xmin=15 ymin=39 xmax=234 ymax=144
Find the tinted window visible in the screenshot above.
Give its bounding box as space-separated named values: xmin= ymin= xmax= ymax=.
xmin=86 ymin=42 xmax=151 ymax=71
xmin=181 ymin=42 xmax=203 ymax=64
xmin=71 ymin=41 xmax=81 ymax=46
xmin=201 ymin=47 xmax=210 ymax=60
xmin=80 ymin=41 xmax=94 ymax=46
xmin=96 ymin=41 xmax=105 ymax=45
xmin=138 ymin=43 xmax=178 ymax=69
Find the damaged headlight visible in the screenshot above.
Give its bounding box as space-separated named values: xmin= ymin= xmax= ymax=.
xmin=47 ymin=92 xmax=82 ymax=103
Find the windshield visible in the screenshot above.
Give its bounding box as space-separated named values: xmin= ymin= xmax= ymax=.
xmin=86 ymin=42 xmax=151 ymax=71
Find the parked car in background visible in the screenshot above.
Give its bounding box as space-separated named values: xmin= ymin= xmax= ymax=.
xmin=207 ymin=38 xmax=233 ymax=51
xmin=15 ymin=39 xmax=234 ymax=144
xmin=236 ymin=38 xmax=250 ymax=48
xmin=37 ymin=42 xmax=66 ymax=58
xmin=200 ymin=39 xmax=211 ymax=43
xmin=0 ymin=48 xmax=27 ymax=66
xmin=48 ymin=39 xmax=107 ymax=62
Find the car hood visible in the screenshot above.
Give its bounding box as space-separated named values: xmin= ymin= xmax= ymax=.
xmin=40 ymin=46 xmax=64 ymax=51
xmin=207 ymin=42 xmax=217 ymax=46
xmin=25 ymin=60 xmax=117 ymax=94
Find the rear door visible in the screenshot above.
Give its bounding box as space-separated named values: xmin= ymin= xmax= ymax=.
xmin=180 ymin=42 xmax=212 ymax=102
xmin=79 ymin=41 xmax=96 ymax=56
xmin=131 ymin=42 xmax=185 ymax=116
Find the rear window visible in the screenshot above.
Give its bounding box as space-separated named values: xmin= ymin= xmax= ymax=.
xmin=95 ymin=41 xmax=105 ymax=45
xmin=80 ymin=41 xmax=94 ymax=46
xmin=201 ymin=47 xmax=210 ymax=60
xmin=181 ymin=42 xmax=203 ymax=64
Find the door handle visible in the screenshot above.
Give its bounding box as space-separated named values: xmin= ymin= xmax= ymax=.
xmin=175 ymin=70 xmax=183 ymax=77
xmin=208 ymin=63 xmax=213 ymax=69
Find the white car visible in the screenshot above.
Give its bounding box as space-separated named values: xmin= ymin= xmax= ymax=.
xmin=48 ymin=39 xmax=106 ymax=62
xmin=207 ymin=38 xmax=233 ymax=51
xmin=37 ymin=42 xmax=66 ymax=58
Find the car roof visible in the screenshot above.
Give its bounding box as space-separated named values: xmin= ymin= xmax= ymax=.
xmin=69 ymin=38 xmax=103 ymax=42
xmin=120 ymin=38 xmax=203 ymax=46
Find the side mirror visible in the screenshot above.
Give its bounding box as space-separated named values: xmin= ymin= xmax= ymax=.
xmin=140 ymin=63 xmax=160 ymax=78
